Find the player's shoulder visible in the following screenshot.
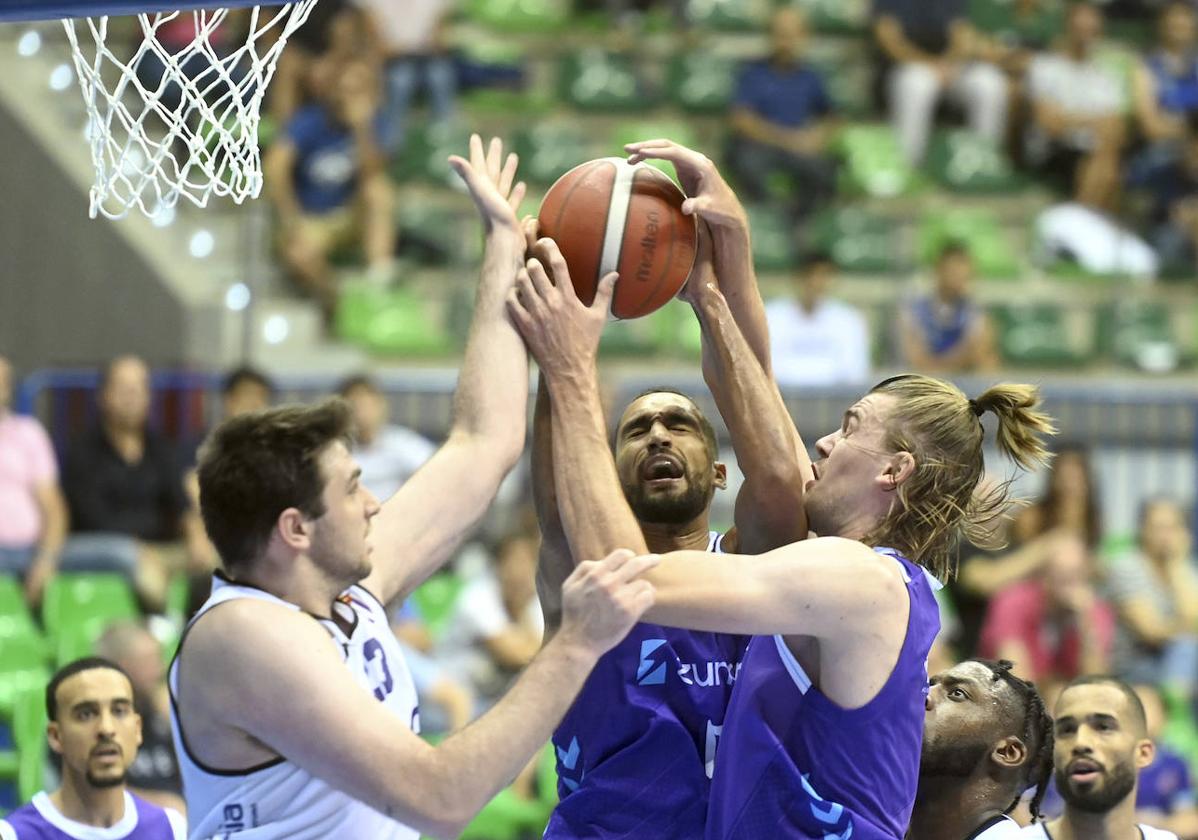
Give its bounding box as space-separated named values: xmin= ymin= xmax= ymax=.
xmin=1016 ymin=821 xmax=1050 ymax=838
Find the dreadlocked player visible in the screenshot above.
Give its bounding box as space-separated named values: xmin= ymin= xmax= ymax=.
xmin=910 ymin=660 xmax=1054 ymax=839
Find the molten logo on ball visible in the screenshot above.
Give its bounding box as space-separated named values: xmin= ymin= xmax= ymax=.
xmin=636 ymin=210 xmax=661 ymax=285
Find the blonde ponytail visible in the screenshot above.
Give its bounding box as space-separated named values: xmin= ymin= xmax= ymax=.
xmin=973 ymin=384 xmax=1056 ymax=471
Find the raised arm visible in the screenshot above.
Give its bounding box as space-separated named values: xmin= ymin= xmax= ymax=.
xmin=532 ymin=375 xmax=573 ymax=631
xmin=183 ymin=549 xmax=655 ymax=839
xmin=508 ymin=241 xmax=649 ymax=566
xmin=364 ymin=135 xmax=529 ymax=604
xmin=685 ymin=231 xmax=808 ymax=553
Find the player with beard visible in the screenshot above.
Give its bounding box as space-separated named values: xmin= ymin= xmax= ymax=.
xmin=910 ymin=659 xmax=1054 ymax=840
xmin=509 ymin=213 xmax=1055 ymax=838
xmin=1022 ymin=676 xmax=1179 ymax=840
xmin=0 ymin=658 xmax=185 ymax=840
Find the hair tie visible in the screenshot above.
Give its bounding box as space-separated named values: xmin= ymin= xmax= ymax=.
xmin=968 ymin=398 xmax=985 ymax=418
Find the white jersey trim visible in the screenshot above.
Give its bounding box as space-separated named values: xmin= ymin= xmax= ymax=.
xmin=165 ymin=808 xmax=186 ymax=840
xmin=28 ymin=791 xmax=140 ymax=839
xmin=0 ymin=820 xmax=16 ymax=840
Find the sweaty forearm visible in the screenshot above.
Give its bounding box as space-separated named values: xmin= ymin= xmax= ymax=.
xmin=451 ymin=235 xmax=528 ymax=450
xmin=709 ymin=215 xmax=770 ymax=371
xmin=546 ymin=369 xmax=648 ymax=560
xmin=426 ymin=635 xmax=596 ymax=833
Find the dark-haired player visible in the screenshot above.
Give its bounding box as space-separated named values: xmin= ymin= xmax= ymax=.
xmin=0 ymin=657 xmax=184 ymax=840
xmin=1022 ymin=676 xmax=1179 ymax=840
xmin=910 ymin=660 xmax=1054 ymax=839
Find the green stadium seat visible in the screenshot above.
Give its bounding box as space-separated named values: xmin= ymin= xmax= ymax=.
xmin=0 ymin=577 xmax=39 ymax=642
xmin=462 ymin=0 xmax=569 ymax=33
xmin=811 ymin=57 xmax=872 ymax=118
xmin=459 ymin=787 xmax=547 ymax=840
xmin=926 ymin=130 xmax=1025 ymax=194
xmin=514 ymin=123 xmax=602 ymax=187
xmin=410 ymin=574 xmax=464 ymax=641
xmin=684 ymin=0 xmax=770 ymax=31
xmin=837 ymin=125 xmax=918 ymax=198
xmin=808 ymin=207 xmax=908 ymax=273
xmin=744 ymin=204 xmax=798 ymax=272
xmin=393 ymin=123 xmax=474 ymax=185
xmin=666 ymin=52 xmax=736 ymax=114
xmin=991 ymin=303 xmax=1094 ymax=367
xmin=600 ymin=306 xmax=678 ymax=357
xmin=0 ymin=633 xmax=50 ymax=720
xmin=397 ymin=203 xmax=473 ymax=267
xmin=336 ymin=285 xmax=454 ymax=357
xmin=1097 ymin=301 xmax=1185 ymax=371
xmin=55 ymin=615 xmax=117 ymax=667
xmin=794 ymin=0 xmax=869 ymax=33
xmin=559 ymin=50 xmax=653 ymax=112
xmin=612 ymin=119 xmax=699 ymax=184
xmin=41 ymin=574 xmax=138 ymax=642
xmin=917 ymin=209 xmax=1019 ymax=278
xmin=17 ymin=733 xmax=43 ymax=804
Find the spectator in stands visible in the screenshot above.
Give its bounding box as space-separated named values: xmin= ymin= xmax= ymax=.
xmin=1133 ymin=683 xmax=1198 ymax=839
xmin=265 ymin=57 xmax=396 ymax=317
xmin=1136 ymin=126 xmax=1198 ymax=272
xmin=1133 ymin=3 xmax=1198 ymax=157
xmin=1013 ymin=445 xmax=1102 ymax=548
xmin=1107 ymin=498 xmax=1198 ymax=698
xmin=0 ymin=355 xmax=67 ymax=606
xmin=353 ymin=0 xmax=456 ymax=155
xmin=970 ymin=0 xmax=1064 ymax=72
xmin=60 ymin=356 xmax=189 ymax=612
xmin=0 ymin=658 xmax=185 ymax=839
xmin=979 ymin=531 xmax=1115 ymax=695
xmin=873 ymin=0 xmax=1008 ymax=166
xmin=389 ymin=599 xmax=476 ymax=734
xmin=436 ymin=528 xmax=543 ymax=706
xmin=726 ymin=7 xmax=839 ymax=222
xmin=764 ymin=252 xmax=870 ymax=387
xmin=181 ymin=366 xmax=274 ymax=470
xmin=898 ymin=241 xmax=999 ymax=373
xmin=1025 ymin=2 xmax=1127 ymax=211
xmin=338 ymin=374 xmax=437 ymax=502
xmin=95 ymin=623 xmax=185 ymax=817
xmin=269 ymin=0 xmax=370 ymax=124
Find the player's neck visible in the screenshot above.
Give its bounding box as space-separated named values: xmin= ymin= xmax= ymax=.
xmin=1057 ymin=800 xmax=1141 ymax=840
xmin=234 ymin=556 xmax=343 ymax=617
xmin=50 ymin=777 xmax=127 ymax=828
xmin=908 ymin=777 xmax=1006 ymax=840
xmin=640 ymin=517 xmax=713 ymax=554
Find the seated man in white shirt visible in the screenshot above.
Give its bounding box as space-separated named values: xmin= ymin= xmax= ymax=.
xmin=764 ymin=251 xmax=870 ymax=388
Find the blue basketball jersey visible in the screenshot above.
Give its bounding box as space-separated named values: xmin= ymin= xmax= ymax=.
xmin=0 ymin=791 xmax=183 ymax=840
xmin=706 ymin=548 xmax=941 ymax=840
xmin=546 ymin=533 xmax=750 ymax=840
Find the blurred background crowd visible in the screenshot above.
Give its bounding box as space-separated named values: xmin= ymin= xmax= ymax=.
xmin=2 ymin=0 xmax=1198 ymax=837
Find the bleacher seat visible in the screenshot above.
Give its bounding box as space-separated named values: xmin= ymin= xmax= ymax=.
xmin=0 ymin=577 xmax=39 ymax=643
xmin=794 ymin=0 xmax=869 ymax=33
xmin=410 ymin=574 xmax=464 ymax=642
xmin=41 ymin=574 xmax=138 ymax=645
xmin=393 ymin=123 xmax=474 ymax=185
xmin=1098 ymin=301 xmax=1187 ymax=371
xmin=808 ymin=207 xmax=909 ymax=273
xmin=744 ymin=205 xmax=798 ymax=272
xmin=514 ymin=123 xmax=602 ymax=186
xmin=917 ymin=208 xmax=1019 ymax=278
xmin=666 ymin=52 xmax=736 ymax=114
xmin=837 ymin=125 xmax=918 ymax=198
xmin=13 ymin=688 xmax=45 ymax=803
xmin=926 ymin=130 xmax=1025 ymax=194
xmin=991 ymin=303 xmax=1093 ymax=367
xmin=684 ymin=0 xmax=770 ymax=31
xmin=336 ymin=285 xmax=455 ymax=357
xmin=0 ymin=634 xmax=49 ymax=720
xmin=462 ymin=0 xmax=569 ymax=33
xmin=559 ymin=50 xmax=653 ymax=112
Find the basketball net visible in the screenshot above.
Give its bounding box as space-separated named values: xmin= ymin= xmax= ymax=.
xmin=62 ymin=2 xmax=318 ymax=220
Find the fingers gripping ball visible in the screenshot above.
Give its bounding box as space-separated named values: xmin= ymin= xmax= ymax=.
xmin=538 ymin=157 xmax=697 ymax=319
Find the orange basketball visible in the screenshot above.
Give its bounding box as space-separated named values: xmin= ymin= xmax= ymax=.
xmin=538 ymin=157 xmax=697 ymax=319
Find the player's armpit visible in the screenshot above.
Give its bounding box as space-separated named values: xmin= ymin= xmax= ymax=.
xmin=176 ymin=599 xmax=467 ymax=837
xmin=643 ymin=537 xmax=906 ymax=638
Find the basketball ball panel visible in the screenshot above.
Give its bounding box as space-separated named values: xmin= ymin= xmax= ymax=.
xmin=612 ymin=170 xmax=696 ymax=319
xmin=537 ymin=160 xmax=616 ymax=307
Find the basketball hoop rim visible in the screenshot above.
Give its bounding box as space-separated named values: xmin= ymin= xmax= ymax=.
xmin=0 ymin=0 xmax=268 ymax=22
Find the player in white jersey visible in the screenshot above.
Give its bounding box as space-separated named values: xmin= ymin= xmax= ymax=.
xmin=170 ymin=135 xmax=657 ymax=840
xmin=910 ymin=660 xmax=1054 ymax=840
xmin=1021 ymin=676 xmax=1180 ymax=840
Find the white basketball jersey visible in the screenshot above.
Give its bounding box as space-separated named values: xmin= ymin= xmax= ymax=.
xmin=1021 ymin=821 xmax=1178 ymax=840
xmin=967 ymin=815 xmax=1023 ymax=839
xmin=169 ymin=576 xmax=421 ymax=840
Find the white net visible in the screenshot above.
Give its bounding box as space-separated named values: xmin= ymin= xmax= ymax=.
xmin=62 ymin=2 xmax=318 ymax=220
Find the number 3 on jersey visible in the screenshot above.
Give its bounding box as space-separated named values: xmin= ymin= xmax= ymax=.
xmin=363 ymin=638 xmax=395 ymax=701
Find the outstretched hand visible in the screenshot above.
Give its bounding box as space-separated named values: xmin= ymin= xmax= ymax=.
xmin=506 ymin=237 xmax=616 ymax=380
xmin=625 ymin=139 xmax=747 ymax=230
xmin=448 ymin=134 xmax=527 ymax=241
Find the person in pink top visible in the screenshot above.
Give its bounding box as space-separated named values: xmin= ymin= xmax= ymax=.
xmin=980 ymin=530 xmax=1115 ymax=698
xmin=0 ymin=355 xmax=68 ymax=606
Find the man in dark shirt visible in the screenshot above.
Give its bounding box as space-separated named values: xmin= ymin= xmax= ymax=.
xmin=60 ymin=355 xmax=188 ymax=611
xmin=873 ymin=0 xmax=1007 ymax=164
xmin=726 ymin=7 xmax=838 ymax=222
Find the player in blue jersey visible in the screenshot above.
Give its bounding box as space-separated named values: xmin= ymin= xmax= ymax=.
xmin=910 ymin=659 xmax=1054 ymax=840
xmin=0 ymin=658 xmax=185 ymax=840
xmin=508 ymin=141 xmax=1056 ymax=840
xmin=524 ymin=151 xmax=808 ymax=839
